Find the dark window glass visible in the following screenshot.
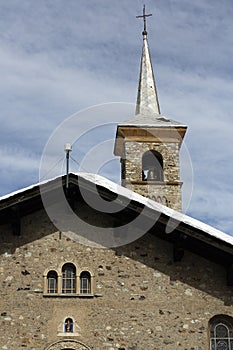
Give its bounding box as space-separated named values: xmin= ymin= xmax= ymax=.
xmin=47 ymin=271 xmax=58 ymax=293
xmin=210 ymin=317 xmax=233 ymax=350
xmin=62 ymin=263 xmax=76 ymax=293
xmin=80 ymin=271 xmax=91 ymax=294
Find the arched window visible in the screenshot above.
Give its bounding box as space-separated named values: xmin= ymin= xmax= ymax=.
xmin=62 ymin=263 xmax=76 ymax=294
xmin=210 ymin=315 xmax=233 ymax=350
xmin=142 ymin=150 xmax=164 ymax=181
xmin=64 ymin=317 xmax=73 ymax=333
xmin=47 ymin=270 xmax=58 ymax=293
xmin=80 ymin=271 xmax=91 ymax=294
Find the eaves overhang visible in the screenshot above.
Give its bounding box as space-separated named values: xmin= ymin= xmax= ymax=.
xmin=0 ymin=173 xmax=232 ymax=262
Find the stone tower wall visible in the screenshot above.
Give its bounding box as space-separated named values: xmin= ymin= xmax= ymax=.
xmin=122 ymin=141 xmax=182 ymax=211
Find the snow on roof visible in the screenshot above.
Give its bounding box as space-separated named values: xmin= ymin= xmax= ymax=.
xmin=0 ymin=172 xmax=232 ymax=247
xmin=0 ymin=177 xmax=55 ymax=202
xmin=118 ymin=112 xmax=187 ymax=128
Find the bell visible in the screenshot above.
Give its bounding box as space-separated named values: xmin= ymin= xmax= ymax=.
xmin=148 ymin=169 xmax=155 ymax=180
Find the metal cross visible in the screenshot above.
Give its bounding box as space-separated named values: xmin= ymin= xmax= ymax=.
xmin=136 ymin=4 xmax=152 ymax=34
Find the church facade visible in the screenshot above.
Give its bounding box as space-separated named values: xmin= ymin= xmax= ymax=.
xmin=1 ymin=9 xmax=233 ymax=350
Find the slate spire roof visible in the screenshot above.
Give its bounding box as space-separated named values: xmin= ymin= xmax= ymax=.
xmin=136 ymin=30 xmax=161 ymax=116
xmin=118 ymin=10 xmax=186 ymax=129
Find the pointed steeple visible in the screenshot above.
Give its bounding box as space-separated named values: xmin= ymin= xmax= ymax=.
xmin=136 ymin=5 xmax=160 ymax=115
xmin=114 ymin=5 xmax=187 ymax=212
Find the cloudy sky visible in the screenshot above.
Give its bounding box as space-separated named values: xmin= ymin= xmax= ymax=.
xmin=0 ymin=0 xmax=233 ymax=235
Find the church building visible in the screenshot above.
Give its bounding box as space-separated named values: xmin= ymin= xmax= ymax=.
xmin=1 ymin=7 xmax=233 ymax=350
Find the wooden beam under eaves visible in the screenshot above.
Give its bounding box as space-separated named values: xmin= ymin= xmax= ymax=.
xmin=10 ymin=206 xmax=21 ymax=236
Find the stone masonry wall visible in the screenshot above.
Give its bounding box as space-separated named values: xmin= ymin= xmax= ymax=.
xmin=0 ymin=209 xmax=233 ymax=350
xmin=124 ymin=142 xmax=180 ymax=183
xmin=125 ymin=183 xmax=182 ymax=212
xmin=123 ymin=141 xmax=182 ymax=211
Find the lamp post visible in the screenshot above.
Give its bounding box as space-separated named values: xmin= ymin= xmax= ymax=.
xmin=64 ymin=143 xmax=72 ymax=193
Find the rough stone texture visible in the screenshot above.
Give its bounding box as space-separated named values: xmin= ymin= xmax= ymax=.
xmin=1 ymin=208 xmax=233 ymax=350
xmin=122 ymin=141 xmax=182 ymax=211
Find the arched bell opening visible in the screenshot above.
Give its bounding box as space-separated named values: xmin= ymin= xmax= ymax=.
xmin=142 ymin=150 xmax=164 ymax=181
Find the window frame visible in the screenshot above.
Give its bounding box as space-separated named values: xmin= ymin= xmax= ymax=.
xmin=47 ymin=270 xmax=58 ymax=294
xmin=43 ymin=264 xmax=94 ymax=297
xmin=64 ymin=317 xmax=74 ymax=333
xmin=80 ymin=271 xmax=91 ymax=294
xmin=209 ymin=315 xmax=233 ymax=350
xmin=62 ymin=263 xmax=76 ymax=294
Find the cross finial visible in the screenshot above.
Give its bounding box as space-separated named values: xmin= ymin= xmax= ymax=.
xmin=136 ymin=4 xmax=152 ymax=35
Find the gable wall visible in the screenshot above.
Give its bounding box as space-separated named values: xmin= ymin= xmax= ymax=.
xmin=0 ymin=208 xmax=233 ymax=350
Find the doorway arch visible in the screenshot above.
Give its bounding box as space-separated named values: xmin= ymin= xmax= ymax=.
xmin=44 ymin=339 xmax=91 ymax=350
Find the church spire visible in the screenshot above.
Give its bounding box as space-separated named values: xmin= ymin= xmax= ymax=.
xmin=136 ymin=5 xmax=160 ymax=115
xmin=114 ymin=6 xmax=187 ymax=211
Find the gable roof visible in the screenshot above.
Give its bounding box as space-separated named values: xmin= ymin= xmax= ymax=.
xmin=0 ymin=172 xmax=232 ymax=256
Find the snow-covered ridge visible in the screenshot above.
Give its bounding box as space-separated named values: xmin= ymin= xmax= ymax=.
xmin=0 ymin=172 xmax=233 ymax=247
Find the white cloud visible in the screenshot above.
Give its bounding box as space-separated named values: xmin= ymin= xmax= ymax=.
xmin=0 ymin=0 xmax=232 ymax=235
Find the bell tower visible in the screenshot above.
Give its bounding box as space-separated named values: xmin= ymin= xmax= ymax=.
xmin=114 ymin=6 xmax=187 ymax=211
